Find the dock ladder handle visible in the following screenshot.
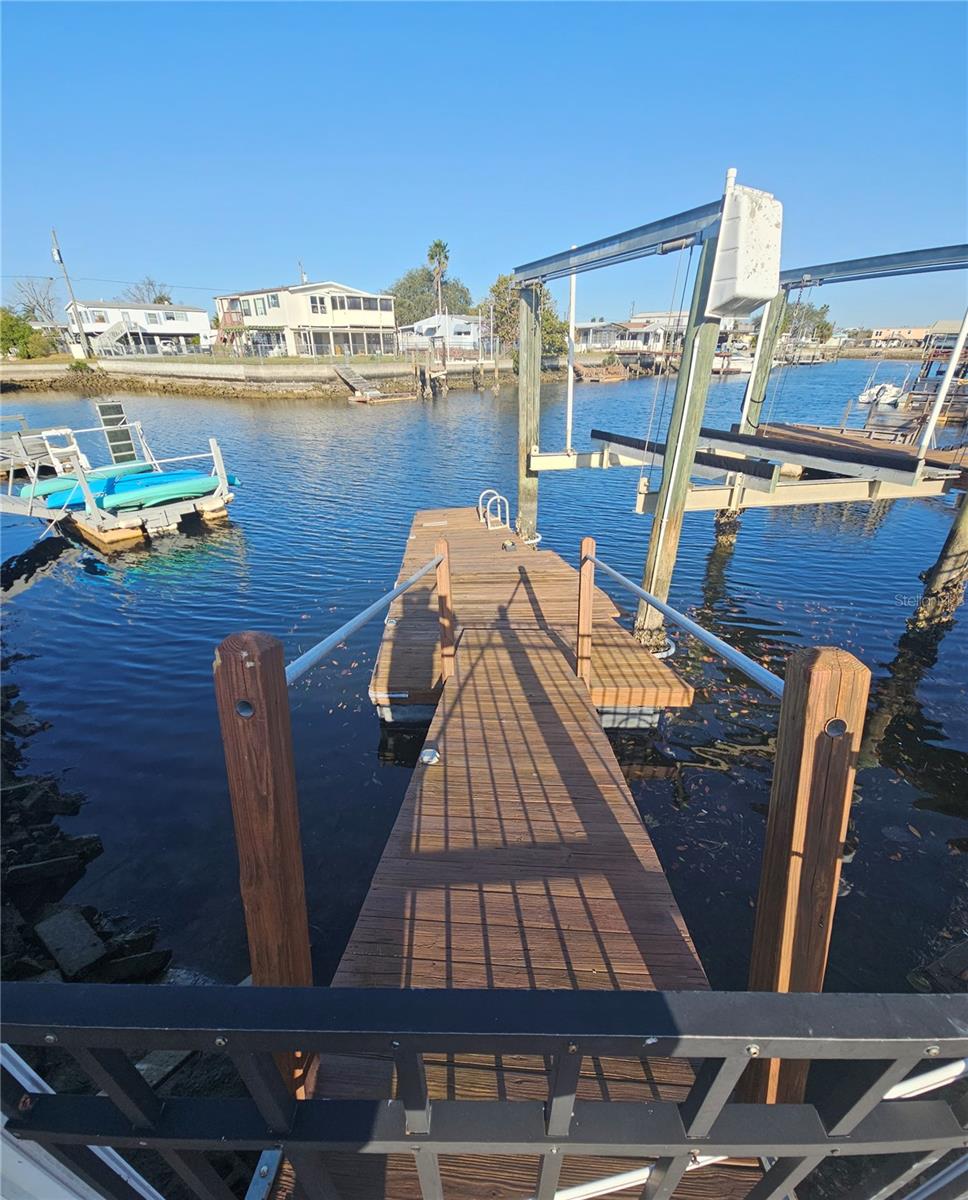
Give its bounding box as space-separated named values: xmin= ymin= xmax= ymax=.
xmin=477 ymin=488 xmax=510 ymax=530
xmin=579 ymin=542 xmax=872 ymax=1106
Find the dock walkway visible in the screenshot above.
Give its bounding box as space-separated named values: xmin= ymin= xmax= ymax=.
xmin=370 ymin=508 xmax=693 ymax=718
xmin=273 ymin=511 xmax=757 ymax=1197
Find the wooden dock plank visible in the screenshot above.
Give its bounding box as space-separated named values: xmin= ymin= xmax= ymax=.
xmin=271 ymin=621 xmax=753 ymax=1198
xmin=370 ymin=507 xmax=693 ymax=711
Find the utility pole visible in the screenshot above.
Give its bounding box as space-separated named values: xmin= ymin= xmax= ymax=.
xmin=298 ymin=260 xmax=308 ymax=284
xmin=51 ymin=229 xmax=92 ymax=358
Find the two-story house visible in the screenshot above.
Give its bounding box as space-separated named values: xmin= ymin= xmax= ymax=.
xmin=66 ymin=300 xmax=212 ymax=355
xmin=214 ymin=281 xmax=396 ymax=357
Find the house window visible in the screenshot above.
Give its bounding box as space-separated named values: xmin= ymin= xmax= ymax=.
xmin=331 ymin=295 xmax=346 ymax=310
xmin=254 ymin=297 xmax=266 ymax=316
xmin=92 ymin=310 xmax=108 ymax=324
xmin=346 ymin=296 xmax=362 ymax=310
xmin=146 ymin=312 xmax=160 ymax=324
xmin=362 ymin=297 xmax=377 ymax=311
xmin=268 ymin=294 xmax=279 ymax=308
xmin=241 ymin=300 xmax=251 ymax=316
xmin=310 ymin=295 xmax=327 ymax=314
xmin=174 ymin=312 xmax=188 ymax=322
xmin=229 ymin=298 xmax=241 ymax=311
xmin=379 ymin=298 xmax=393 ymax=312
xmin=164 ymin=311 xmax=176 ymax=321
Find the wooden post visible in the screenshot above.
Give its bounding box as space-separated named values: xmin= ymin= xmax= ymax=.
xmin=576 ymin=536 xmax=596 ymax=687
xmin=909 ymin=493 xmax=968 ymax=628
xmin=213 ymin=632 xmax=313 ymax=989
xmin=435 ymin=538 xmax=456 ymax=683
xmin=745 ymin=647 xmax=871 ymax=1104
xmin=740 ymin=290 xmax=788 ymax=434
xmin=634 ymin=237 xmax=721 ymax=648
xmin=517 ymin=285 xmax=541 ymax=543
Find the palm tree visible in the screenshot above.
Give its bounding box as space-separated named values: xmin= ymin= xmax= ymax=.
xmin=427 ymin=240 xmax=449 ymax=316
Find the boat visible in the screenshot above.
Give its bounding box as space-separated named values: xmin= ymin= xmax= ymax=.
xmin=858 ymin=382 xmax=904 ymax=407
xmin=712 ymin=350 xmax=755 ymax=375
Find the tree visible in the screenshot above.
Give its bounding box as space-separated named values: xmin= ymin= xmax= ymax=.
xmin=14 ymin=277 xmax=59 ymax=324
xmin=781 ymin=300 xmax=833 ymax=343
xmin=427 ymin=239 xmax=449 ymax=316
xmin=385 ymin=266 xmax=472 ymax=327
xmin=123 ymin=276 xmax=172 ymax=305
xmin=1 ymin=307 xmax=54 ymax=358
xmin=483 ymin=273 xmax=568 ymax=355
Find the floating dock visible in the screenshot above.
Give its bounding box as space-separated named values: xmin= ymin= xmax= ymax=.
xmin=369 ymin=508 xmax=692 ymax=725
xmin=271 ymin=510 xmax=756 ymax=1198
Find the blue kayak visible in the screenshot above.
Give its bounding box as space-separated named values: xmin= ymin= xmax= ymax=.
xmin=46 ymin=470 xmax=239 ymax=512
xmin=20 ymin=461 xmax=153 ymax=500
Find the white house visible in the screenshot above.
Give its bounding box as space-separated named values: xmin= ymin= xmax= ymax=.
xmin=214 ymin=281 xmax=396 ymax=357
xmin=397 ymin=313 xmax=483 ymax=354
xmin=66 ymin=300 xmax=211 ymax=355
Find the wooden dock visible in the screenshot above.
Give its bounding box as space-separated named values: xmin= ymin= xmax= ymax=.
xmin=269 ymin=510 xmax=760 ymax=1198
xmin=764 ymin=422 xmax=968 ymax=490
xmin=370 ymin=508 xmax=693 ymax=720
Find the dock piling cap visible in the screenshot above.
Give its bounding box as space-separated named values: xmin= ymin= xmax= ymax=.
xmin=419 ymin=747 xmax=441 ymax=766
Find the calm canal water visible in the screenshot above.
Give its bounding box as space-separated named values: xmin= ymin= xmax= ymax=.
xmin=2 ymin=358 xmax=965 ymax=993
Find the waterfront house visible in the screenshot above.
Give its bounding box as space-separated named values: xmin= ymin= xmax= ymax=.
xmin=65 ymin=300 xmax=211 ymax=355
xmin=397 ymin=313 xmax=482 ymax=354
xmin=923 ymin=318 xmax=963 ymax=352
xmin=574 ymin=320 xmax=626 ymax=351
xmin=214 ymin=281 xmax=396 ymax=357
xmin=867 ymin=326 xmax=929 ymax=348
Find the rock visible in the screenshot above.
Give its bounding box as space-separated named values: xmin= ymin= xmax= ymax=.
xmin=105 ymin=925 xmax=159 ymax=959
xmin=33 ymin=907 xmax=108 ymax=980
xmin=4 ymin=854 xmax=84 ymax=887
xmin=96 ymin=949 xmax=172 ymax=983
xmin=20 ymin=784 xmax=83 ymax=820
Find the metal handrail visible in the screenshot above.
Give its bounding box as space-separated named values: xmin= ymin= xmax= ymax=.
xmin=284 ymin=554 xmax=443 ymax=686
xmin=590 ymin=556 xmax=785 ymax=698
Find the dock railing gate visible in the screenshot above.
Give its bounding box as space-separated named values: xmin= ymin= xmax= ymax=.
xmin=3 ymin=538 xmax=967 ymax=1200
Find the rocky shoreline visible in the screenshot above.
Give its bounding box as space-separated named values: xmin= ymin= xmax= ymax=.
xmin=1 ymin=647 xmax=172 ymax=985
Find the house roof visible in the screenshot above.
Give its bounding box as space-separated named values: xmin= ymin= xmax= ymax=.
xmin=928 ymin=319 xmax=962 ymax=335
xmin=68 ymin=300 xmax=207 ymax=313
xmin=216 ymin=281 xmax=392 ymax=300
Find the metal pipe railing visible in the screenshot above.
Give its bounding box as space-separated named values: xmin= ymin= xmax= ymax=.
xmin=589 ymin=555 xmax=785 ymax=698
xmin=284 ymin=554 xmax=443 ymax=686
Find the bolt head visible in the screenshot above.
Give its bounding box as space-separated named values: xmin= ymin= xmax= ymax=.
xmin=214 ymin=1036 xmax=228 ymax=1048
xmin=43 ymin=1034 xmax=58 ymax=1045
xmin=391 ymin=1040 xmax=401 ymax=1049
xmin=745 ymin=1044 xmax=760 ymax=1058
xmin=259 ymin=1166 xmax=269 ymax=1178
xmin=567 ymin=1042 xmax=578 ymax=1054
xmin=925 ymin=1045 xmax=941 ymax=1057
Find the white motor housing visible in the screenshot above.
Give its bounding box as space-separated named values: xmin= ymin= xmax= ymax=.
xmin=706 ymin=184 xmax=783 ymax=318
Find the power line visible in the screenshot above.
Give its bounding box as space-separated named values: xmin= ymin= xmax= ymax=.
xmin=1 ymin=273 xmax=227 ymax=293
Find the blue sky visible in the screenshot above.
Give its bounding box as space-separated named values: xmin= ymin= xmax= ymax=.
xmin=2 ymin=1 xmax=966 ymax=327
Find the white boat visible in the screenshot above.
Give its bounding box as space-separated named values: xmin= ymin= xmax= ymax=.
xmin=712 ymin=351 xmax=755 ymax=375
xmin=858 ymin=382 xmax=904 ymax=407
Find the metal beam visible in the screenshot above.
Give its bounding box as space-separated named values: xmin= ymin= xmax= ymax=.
xmin=7 ymin=1094 xmax=963 ymax=1158
xmin=780 ymin=245 xmax=968 ymax=290
xmin=511 ymin=200 xmax=722 ymax=285
xmin=5 ymin=982 xmax=967 ymax=1058
xmin=529 ymin=446 xmax=779 ymax=492
xmin=637 ymin=476 xmax=951 ymax=515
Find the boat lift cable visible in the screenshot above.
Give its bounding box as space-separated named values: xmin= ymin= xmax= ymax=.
xmin=763 ymin=284 xmax=809 ymax=429
xmin=638 ymin=242 xmax=693 ymax=492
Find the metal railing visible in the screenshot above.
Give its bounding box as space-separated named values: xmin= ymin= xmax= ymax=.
xmin=588 ymin=552 xmax=784 ymax=697
xmin=285 ymin=553 xmax=443 ymax=685
xmin=2 ymin=982 xmax=966 ymax=1200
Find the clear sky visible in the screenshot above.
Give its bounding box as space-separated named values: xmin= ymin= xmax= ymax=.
xmin=2 ymin=1 xmax=966 ymax=327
